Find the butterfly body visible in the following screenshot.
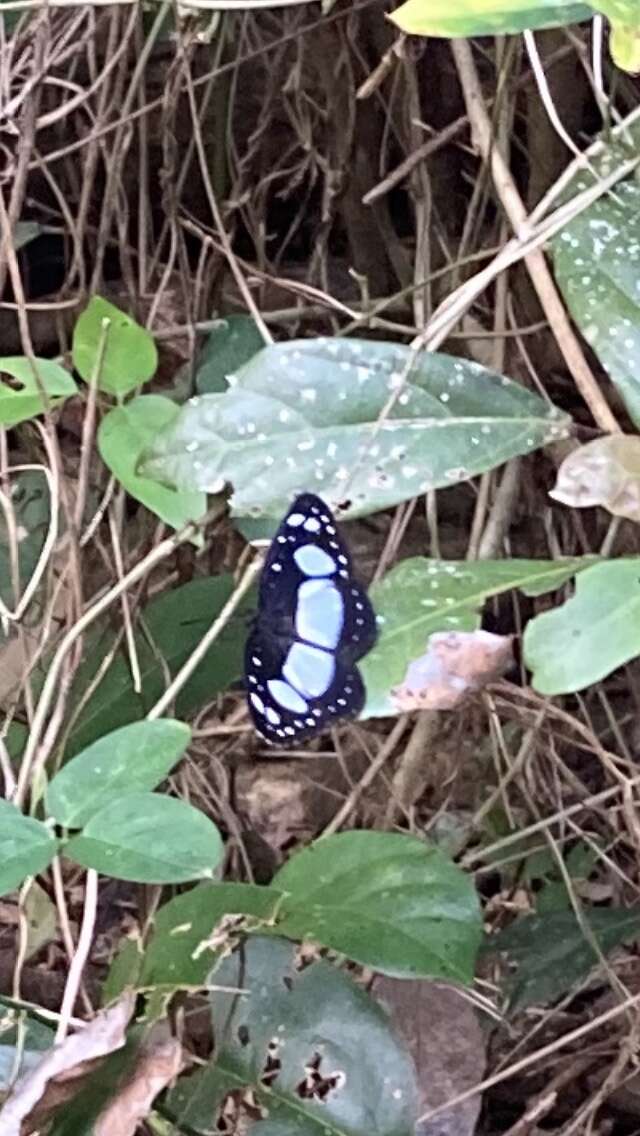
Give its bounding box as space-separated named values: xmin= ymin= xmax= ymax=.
xmin=245 ymin=493 xmax=377 ymax=745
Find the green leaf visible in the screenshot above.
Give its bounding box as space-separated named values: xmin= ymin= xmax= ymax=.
xmin=486 ymin=907 xmax=640 ymax=1011
xmin=65 ymin=576 xmax=250 ymax=757
xmin=0 ymin=1009 xmax=54 ymax=1091
xmin=553 ymin=180 xmax=640 ymax=428
xmin=140 ymin=338 xmax=570 ymax=520
xmin=64 ymin=793 xmax=223 ymax=884
xmin=98 ymin=395 xmax=206 ymax=530
xmin=167 ymin=936 xmax=418 ymax=1136
xmin=0 ymin=469 xmax=51 ymax=610
xmin=524 ymin=558 xmax=640 ymax=694
xmin=608 ymin=19 xmax=640 ymax=76
xmin=47 ymin=719 xmax=191 ymax=828
xmin=72 ymin=295 xmax=158 ymax=397
xmin=273 ymin=831 xmax=481 ymax=983
xmin=0 ymin=802 xmax=57 ymax=896
xmin=101 ymin=934 xmax=144 ymax=1005
xmin=0 ymin=357 xmax=77 ymax=428
xmin=363 ymin=557 xmax=589 ymax=716
xmin=196 ymin=315 xmax=264 ymax=394
xmin=389 ymin=0 xmax=592 ymax=36
xmin=141 ymin=881 xmax=284 ymax=990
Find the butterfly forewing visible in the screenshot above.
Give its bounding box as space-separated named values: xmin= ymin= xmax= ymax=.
xmin=244 ymin=493 xmax=377 ymax=745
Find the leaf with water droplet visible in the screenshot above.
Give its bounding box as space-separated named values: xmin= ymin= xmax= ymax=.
xmin=139 ymin=338 xmax=570 ymax=521
xmin=553 ymin=179 xmax=640 ymax=428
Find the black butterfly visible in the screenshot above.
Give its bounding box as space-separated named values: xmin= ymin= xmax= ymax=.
xmin=244 ymin=493 xmax=377 ymax=745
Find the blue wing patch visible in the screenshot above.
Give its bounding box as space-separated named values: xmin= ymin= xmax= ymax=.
xmin=245 ymin=492 xmax=377 ymax=745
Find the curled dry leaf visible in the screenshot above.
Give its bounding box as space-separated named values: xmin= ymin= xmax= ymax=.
xmin=0 ymin=991 xmax=135 ymax=1136
xmin=94 ymin=1022 xmax=184 ymax=1136
xmin=391 ymin=629 xmax=513 ymax=712
xmin=550 ymin=434 xmax=640 ymax=523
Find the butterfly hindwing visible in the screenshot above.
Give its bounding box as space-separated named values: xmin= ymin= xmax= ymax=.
xmin=244 ymin=493 xmax=377 ymax=745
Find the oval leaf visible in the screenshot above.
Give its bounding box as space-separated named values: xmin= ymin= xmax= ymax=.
xmin=363 ymin=557 xmax=589 ymax=716
xmin=390 ymin=0 xmax=592 ymax=36
xmin=140 ymin=337 xmax=570 ymax=520
xmin=0 ymin=357 xmax=77 ymax=428
xmin=273 ymin=831 xmax=482 ymax=983
xmin=46 ymin=719 xmax=191 ymax=829
xmin=0 ymin=802 xmax=57 ymax=896
xmin=167 ymin=936 xmax=418 ymax=1136
xmin=64 ymin=793 xmax=223 ymax=884
xmin=72 ymin=295 xmax=157 ymax=396
xmin=98 ymin=395 xmax=206 ymax=530
xmin=524 ymin=558 xmax=640 ymax=694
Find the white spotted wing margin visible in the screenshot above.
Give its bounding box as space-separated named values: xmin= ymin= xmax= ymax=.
xmin=244 ymin=492 xmax=377 ymax=746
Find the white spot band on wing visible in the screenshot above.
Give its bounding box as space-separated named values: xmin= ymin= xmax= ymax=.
xmin=293 ymin=543 xmax=337 ymax=577
xmin=295 ymin=579 xmax=343 ymax=649
xmin=267 ymin=679 xmax=308 ymax=713
xmin=283 ymin=642 xmax=335 ymax=698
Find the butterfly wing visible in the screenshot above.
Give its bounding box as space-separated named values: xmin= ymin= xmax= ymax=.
xmin=244 ymin=493 xmax=377 ymax=746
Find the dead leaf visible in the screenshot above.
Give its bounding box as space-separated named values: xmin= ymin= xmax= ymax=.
xmin=391 ymin=630 xmax=513 ymax=711
xmin=374 ymin=978 xmax=486 ymax=1136
xmin=0 ymin=991 xmax=135 ymax=1136
xmin=550 ymin=434 xmax=640 ymax=523
xmin=94 ymin=1022 xmax=184 ymax=1136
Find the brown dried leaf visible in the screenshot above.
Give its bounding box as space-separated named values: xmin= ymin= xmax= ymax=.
xmin=0 ymin=992 xmax=135 ymax=1136
xmin=374 ymin=978 xmax=485 ymax=1136
xmin=391 ymin=630 xmax=513 ymax=711
xmin=94 ymin=1023 xmax=184 ymax=1136
xmin=550 ymin=434 xmax=640 ymax=522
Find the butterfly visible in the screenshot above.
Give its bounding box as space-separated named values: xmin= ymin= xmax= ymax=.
xmin=244 ymin=492 xmax=377 ymax=745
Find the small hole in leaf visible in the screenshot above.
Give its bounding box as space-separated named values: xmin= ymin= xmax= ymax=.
xmin=237 ymin=1024 xmax=250 ymax=1046
xmin=296 ymin=1052 xmax=344 ymax=1102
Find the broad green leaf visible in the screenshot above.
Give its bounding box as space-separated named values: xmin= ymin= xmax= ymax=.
xmin=0 ymin=469 xmax=51 ymax=611
xmin=390 ymin=0 xmax=592 ymax=36
xmin=64 ymin=793 xmax=223 ymax=884
xmin=167 ymin=936 xmax=418 ymax=1136
xmin=273 ymin=831 xmax=481 ymax=983
xmin=608 ymin=18 xmax=640 ymax=72
xmin=0 ymin=1010 xmax=54 ymax=1091
xmin=486 ymin=907 xmax=640 ymax=1011
xmin=553 ymin=180 xmax=640 ymax=428
xmin=0 ymin=357 xmax=77 ymax=428
xmin=196 ymin=315 xmax=264 ymax=394
xmin=141 ymin=881 xmax=284 ymax=989
xmin=591 ymin=0 xmax=639 ymax=16
xmin=0 ymin=802 xmax=57 ymax=896
xmin=524 ymin=558 xmax=640 ymax=694
xmin=64 ymin=576 xmax=250 ymax=757
xmin=72 ymin=295 xmax=157 ymax=396
xmin=98 ymin=395 xmax=206 ymax=530
xmin=47 ymin=719 xmax=191 ymax=828
xmin=363 ymin=557 xmax=589 ymax=716
xmin=140 ymin=338 xmax=570 ymax=521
